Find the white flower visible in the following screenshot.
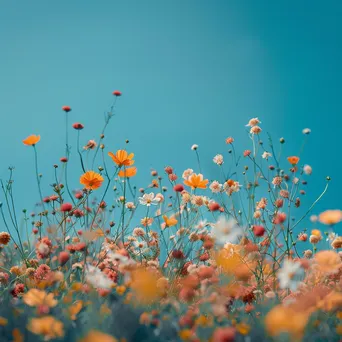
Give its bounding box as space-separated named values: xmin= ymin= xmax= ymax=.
xmin=191 ymin=144 xmax=198 ymax=150
xmin=138 ymin=192 xmax=161 ymax=206
xmin=303 ymin=165 xmax=312 ymax=175
xmin=327 ymin=232 xmax=338 ymax=242
xmin=213 ymin=154 xmax=224 ymax=165
xmin=302 ymin=128 xmax=311 ymax=135
xmin=277 ymin=260 xmax=304 ymax=292
xmin=85 ymin=264 xmax=113 ymax=289
xmin=262 ymin=151 xmax=272 ymax=160
xmin=209 ymin=181 xmax=222 ymax=193
xmin=246 ymin=117 xmax=261 ymax=127
xmin=125 ymin=202 xmax=136 ymax=209
xmin=211 ymin=216 xmax=243 ymax=245
xmin=182 ymin=168 xmax=194 ymax=180
xmin=196 ymin=219 xmax=208 ymax=229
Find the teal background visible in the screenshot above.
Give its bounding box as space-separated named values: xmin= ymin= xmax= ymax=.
xmin=0 ymin=1 xmax=341 ymax=234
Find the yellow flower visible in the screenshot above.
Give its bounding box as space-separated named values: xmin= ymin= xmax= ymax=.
xmin=236 ymin=322 xmax=251 ymax=335
xmin=23 ymin=289 xmax=58 ymax=308
xmin=319 ymin=210 xmax=342 ymax=225
xmin=68 ymin=300 xmax=83 ymax=320
xmin=179 ymin=329 xmax=193 ymax=340
xmin=116 ymin=286 xmax=126 ymax=295
xmin=184 ymin=173 xmax=208 ymax=189
xmin=79 ymin=330 xmax=118 ymax=342
xmin=162 ymin=215 xmax=178 ymax=228
xmin=108 ymin=150 xmax=134 ymax=167
xmin=80 ymin=171 xmax=104 ymax=190
xmin=0 ymin=317 xmax=8 ymax=326
xmin=27 ymin=316 xmax=64 ymax=340
xmin=23 ymin=134 xmax=40 ymax=146
xmin=130 ymin=268 xmax=160 ymax=304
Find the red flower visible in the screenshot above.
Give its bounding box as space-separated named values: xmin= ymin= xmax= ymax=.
xmin=62 ymin=105 xmax=71 ymax=112
xmin=60 ymin=203 xmax=73 ymax=212
xmin=58 ymin=251 xmax=70 ymax=266
xmin=209 ymin=202 xmax=220 ymax=212
xmin=72 ymin=122 xmax=84 ymax=130
xmin=173 ymin=184 xmax=184 ymax=192
xmin=60 ymin=157 xmax=68 ymax=163
xmin=253 ymin=225 xmax=265 ymax=237
xmin=112 ymin=90 xmax=122 ymax=96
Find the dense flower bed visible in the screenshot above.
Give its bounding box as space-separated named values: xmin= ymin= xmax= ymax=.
xmin=0 ymin=92 xmax=341 ymax=341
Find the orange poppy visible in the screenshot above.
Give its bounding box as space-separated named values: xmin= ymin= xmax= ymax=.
xmin=287 ymin=156 xmax=300 ymax=165
xmin=162 ymin=215 xmax=178 ymax=228
xmin=80 ymin=171 xmax=104 ymax=190
xmin=118 ymin=166 xmax=137 ymax=178
xmin=108 ymin=150 xmax=134 ymax=167
xmin=184 ymin=173 xmax=209 ymax=189
xmin=23 ymin=135 xmax=40 ymax=146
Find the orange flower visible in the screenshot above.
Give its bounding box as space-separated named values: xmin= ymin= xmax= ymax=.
xmin=79 ymin=330 xmax=118 ymax=342
xmin=184 ymin=173 xmax=208 ymax=189
xmin=287 ymin=156 xmax=300 ymax=165
xmin=118 ymin=166 xmax=137 ymax=178
xmin=27 ymin=316 xmax=64 ymax=340
xmin=162 ymin=215 xmax=178 ymax=228
xmin=23 ymin=135 xmax=40 ymax=146
xmin=314 ymin=250 xmax=341 ymax=274
xmin=80 ymin=171 xmax=104 ymax=190
xmin=265 ymin=305 xmax=309 ymax=340
xmin=23 ymin=289 xmax=57 ymax=308
xmin=108 ymin=150 xmax=134 ymax=167
xmin=318 ymin=209 xmax=342 ymax=225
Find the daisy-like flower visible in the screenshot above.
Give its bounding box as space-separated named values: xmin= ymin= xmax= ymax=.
xmin=302 ymin=128 xmax=311 ymax=135
xmin=250 ymin=126 xmax=262 ymax=134
xmin=246 ymin=117 xmax=261 ymax=127
xmin=213 ymin=154 xmax=224 ymax=165
xmin=118 ymin=166 xmax=137 ymax=178
xmin=138 ymin=193 xmax=161 ymax=206
xmin=184 ymin=173 xmax=209 ymax=189
xmin=85 ymin=265 xmax=113 ymax=289
xmin=191 ymin=144 xmax=198 ymax=150
xmin=108 ymin=150 xmax=134 ymax=167
xmin=80 ymin=171 xmax=104 ymax=190
xmin=262 ymin=151 xmax=272 ymax=160
xmin=277 ymin=259 xmax=304 ymax=292
xmin=209 ymin=181 xmax=222 ymax=193
xmin=211 ymin=216 xmax=243 ymax=245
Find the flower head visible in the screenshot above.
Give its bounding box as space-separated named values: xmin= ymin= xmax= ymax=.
xmin=112 ymin=90 xmax=122 ymax=96
xmin=23 ymin=135 xmax=40 ymax=146
xmin=212 ymin=216 xmax=243 ymax=245
xmin=184 ymin=173 xmax=208 ymax=189
xmin=139 ymin=193 xmax=160 ymax=206
xmin=246 ymin=117 xmax=261 ymax=127
xmin=108 ymin=150 xmax=134 ymax=167
xmin=277 ymin=259 xmax=304 ymax=292
xmin=287 ymin=156 xmax=300 ymax=165
xmin=118 ymin=166 xmax=137 ymax=178
xmin=318 ymin=209 xmax=342 ymax=225
xmin=80 ymin=171 xmax=104 ymax=190
xmin=62 ymin=105 xmax=71 ymax=112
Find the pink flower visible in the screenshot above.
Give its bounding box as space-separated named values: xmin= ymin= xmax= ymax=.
xmin=61 ymin=203 xmax=73 ymax=212
xmin=174 ymin=184 xmax=184 ymax=192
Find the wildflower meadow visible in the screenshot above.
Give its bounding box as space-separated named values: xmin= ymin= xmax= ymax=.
xmin=0 ymin=92 xmax=341 ymax=342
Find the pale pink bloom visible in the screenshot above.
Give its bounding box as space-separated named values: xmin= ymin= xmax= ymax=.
xmin=125 ymin=202 xmax=136 ymax=209
xmin=272 ymin=176 xmax=283 ymax=187
xmin=83 ymin=139 xmax=97 ymax=150
xmin=133 ymin=227 xmax=145 ymax=237
xmin=302 ymin=128 xmax=311 ymax=135
xmin=262 ymin=151 xmax=272 ymax=160
xmin=191 ymin=144 xmax=198 ymax=150
xmin=209 ymin=181 xmax=222 ymax=193
xmin=303 ymin=165 xmax=312 ymax=175
xmin=182 ymin=168 xmax=194 ymax=180
xmin=250 ymin=126 xmax=262 ymax=134
xmin=213 ymin=154 xmax=224 ymax=165
xmin=246 ymin=117 xmax=261 ymax=127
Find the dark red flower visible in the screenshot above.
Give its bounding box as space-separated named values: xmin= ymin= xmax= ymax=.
xmin=72 ymin=122 xmax=84 ymax=130
xmin=112 ymin=90 xmax=122 ymax=96
xmin=62 ymin=105 xmax=71 ymax=112
xmin=253 ymin=225 xmax=265 ymax=237
xmin=173 ymin=184 xmax=184 ymax=192
xmin=60 ymin=157 xmax=68 ymax=163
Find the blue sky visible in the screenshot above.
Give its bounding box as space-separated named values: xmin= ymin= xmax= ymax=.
xmin=0 ymin=1 xmax=341 ymax=234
